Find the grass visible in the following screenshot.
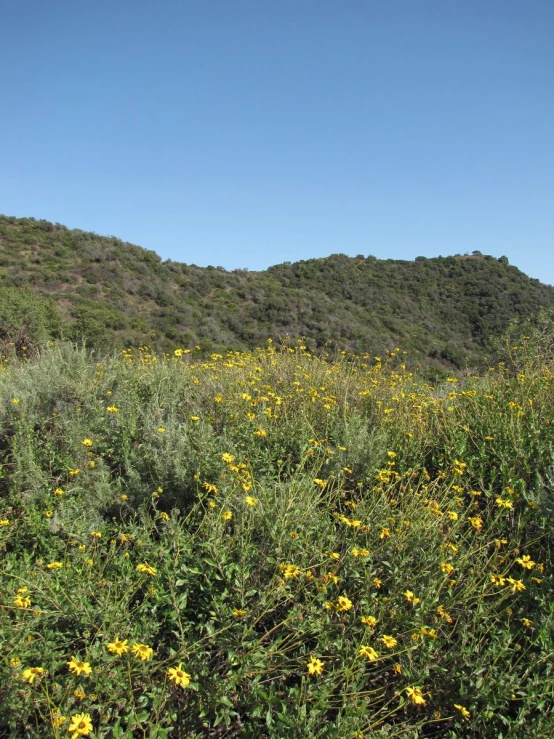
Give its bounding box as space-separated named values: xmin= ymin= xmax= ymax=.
xmin=0 ymin=338 xmax=553 ymax=738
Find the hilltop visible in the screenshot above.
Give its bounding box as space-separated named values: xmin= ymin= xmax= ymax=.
xmin=1 ymin=214 xmax=554 ymax=366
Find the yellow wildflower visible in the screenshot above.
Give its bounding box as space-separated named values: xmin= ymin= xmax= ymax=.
xmin=336 ymin=595 xmax=353 ymax=612
xmin=130 ymin=643 xmax=154 ymax=661
xmin=167 ymin=663 xmax=191 ymax=687
xmin=454 ymin=704 xmax=471 ymax=719
xmin=507 ymin=577 xmax=526 ymax=593
xmin=66 ymin=657 xmax=92 ymax=676
xmin=361 ymin=615 xmax=378 ymax=627
xmin=107 ymin=639 xmax=129 ymax=656
xmin=14 ymin=594 xmax=31 ymax=608
xmin=280 ymin=563 xmax=301 ymax=579
xmin=359 ymin=645 xmax=379 ymax=661
xmin=307 ymin=656 xmax=324 ymax=675
xmin=406 ymin=686 xmax=426 ymax=705
xmin=380 ymin=635 xmax=398 ymax=649
xmin=437 ymin=605 xmax=453 ymax=623
xmin=67 ymin=712 xmax=93 ymax=738
xmin=46 ymin=562 xmax=63 ymax=570
xmin=515 ymin=554 xmax=536 ymax=570
xmin=136 ymin=562 xmax=157 ymax=576
xmin=22 ymin=666 xmax=45 ymax=684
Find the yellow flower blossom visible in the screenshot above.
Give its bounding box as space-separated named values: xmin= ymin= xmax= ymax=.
xmin=136 ymin=562 xmax=157 ymax=576
xmin=454 ymin=704 xmax=471 ymax=719
xmin=280 ymin=563 xmax=301 ymax=579
xmin=167 ymin=663 xmax=191 ymax=687
xmin=507 ymin=577 xmax=526 ymax=593
xmin=515 ymin=554 xmax=536 ymax=570
xmin=107 ymin=639 xmax=129 ymax=656
xmin=336 ymin=595 xmax=353 ymax=612
xmin=359 ymin=645 xmax=379 ymax=661
xmin=67 ymin=712 xmax=93 ymax=738
xmin=66 ymin=657 xmax=92 ymax=676
xmin=22 ymin=666 xmax=45 ymax=684
xmin=130 ymin=642 xmax=154 ymax=661
xmin=361 ymin=615 xmax=378 ymax=627
xmin=307 ymin=656 xmax=324 ymax=675
xmin=14 ymin=594 xmax=31 ymax=608
xmin=406 ymin=686 xmax=426 ymax=705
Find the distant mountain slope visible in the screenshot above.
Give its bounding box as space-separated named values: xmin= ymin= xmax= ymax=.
xmin=1 ymin=214 xmax=553 ymax=366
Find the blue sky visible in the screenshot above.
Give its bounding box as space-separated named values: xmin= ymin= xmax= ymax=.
xmin=1 ymin=1 xmax=553 ymax=283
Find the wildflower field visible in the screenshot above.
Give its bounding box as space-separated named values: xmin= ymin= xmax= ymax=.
xmin=0 ymin=335 xmax=553 ymax=737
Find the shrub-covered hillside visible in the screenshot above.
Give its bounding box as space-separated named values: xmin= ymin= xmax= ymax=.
xmin=2 ymin=214 xmax=554 ymax=366
xmin=0 ymin=328 xmax=553 ymax=737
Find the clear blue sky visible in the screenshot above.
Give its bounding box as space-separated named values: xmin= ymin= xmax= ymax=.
xmin=1 ymin=1 xmax=553 ymax=283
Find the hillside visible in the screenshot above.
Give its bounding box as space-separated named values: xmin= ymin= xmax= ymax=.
xmin=1 ymin=214 xmax=554 ymax=366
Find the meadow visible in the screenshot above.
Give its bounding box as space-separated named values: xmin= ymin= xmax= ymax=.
xmin=0 ymin=333 xmax=553 ymax=738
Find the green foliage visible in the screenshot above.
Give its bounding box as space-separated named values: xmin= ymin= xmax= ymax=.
xmin=1 ymin=215 xmax=554 ymax=366
xmin=0 ymin=286 xmax=62 ymax=353
xmin=0 ymin=339 xmax=553 ymax=737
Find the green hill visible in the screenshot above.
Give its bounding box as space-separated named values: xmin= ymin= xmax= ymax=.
xmin=1 ymin=214 xmax=553 ymax=365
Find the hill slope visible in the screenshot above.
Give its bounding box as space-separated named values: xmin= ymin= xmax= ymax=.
xmin=1 ymin=214 xmax=553 ymax=365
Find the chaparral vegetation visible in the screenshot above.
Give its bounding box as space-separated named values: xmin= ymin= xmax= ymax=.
xmin=0 ymin=318 xmax=553 ymax=737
